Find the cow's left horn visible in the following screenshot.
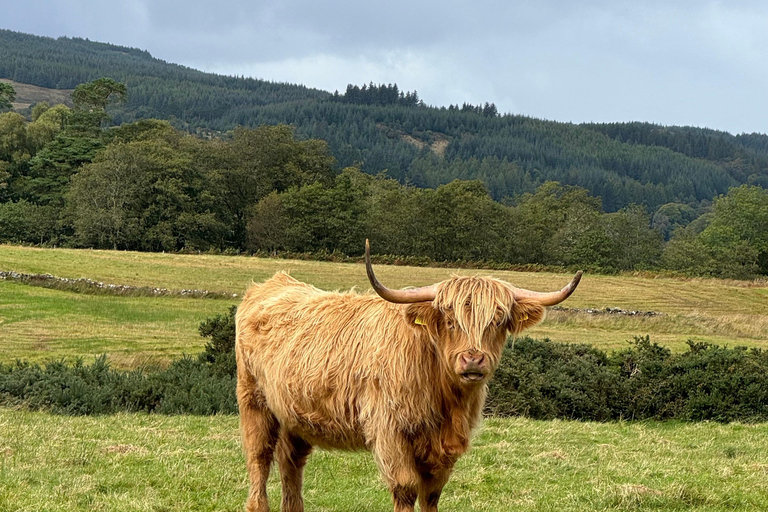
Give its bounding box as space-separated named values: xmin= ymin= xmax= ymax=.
xmin=510 ymin=271 xmax=582 ymax=306
xmin=365 ymin=240 xmax=437 ymax=303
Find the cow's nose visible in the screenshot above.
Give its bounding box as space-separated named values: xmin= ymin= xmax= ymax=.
xmin=460 ymin=352 xmax=486 ymax=368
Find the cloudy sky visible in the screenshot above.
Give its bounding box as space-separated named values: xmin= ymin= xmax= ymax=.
xmin=4 ymin=0 xmax=767 ymax=134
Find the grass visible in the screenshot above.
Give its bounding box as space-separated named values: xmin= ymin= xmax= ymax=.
xmin=2 ymin=244 xmax=768 ymax=366
xmin=1 ymin=408 xmax=767 ymax=511
xmin=0 ymin=280 xmax=232 ymax=368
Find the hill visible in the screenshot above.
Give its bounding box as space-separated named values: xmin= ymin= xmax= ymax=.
xmin=2 ymin=29 xmax=768 ymax=212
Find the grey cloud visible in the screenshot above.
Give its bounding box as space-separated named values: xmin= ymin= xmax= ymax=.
xmin=2 ymin=0 xmax=766 ymax=133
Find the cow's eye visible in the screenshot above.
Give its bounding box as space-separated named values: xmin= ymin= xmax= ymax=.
xmin=446 ymin=319 xmax=455 ymax=330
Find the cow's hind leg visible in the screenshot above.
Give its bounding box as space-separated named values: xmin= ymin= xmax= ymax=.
xmin=277 ymin=431 xmax=313 ymax=512
xmin=238 ymin=373 xmax=279 ymax=512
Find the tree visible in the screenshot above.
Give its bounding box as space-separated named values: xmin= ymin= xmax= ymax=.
xmin=246 ymin=191 xmax=288 ymax=253
xmin=0 ymin=200 xmax=59 ymax=244
xmin=506 ymin=182 xmax=603 ymax=265
xmin=31 ymin=101 xmax=51 ymax=121
xmin=652 ymin=202 xmax=699 ymax=240
xmin=26 ymin=104 xmax=70 ymax=152
xmin=601 ymin=205 xmax=663 ymax=270
xmin=71 ymin=77 xmax=127 ymax=111
xmin=415 ymin=180 xmax=507 ymax=261
xmin=700 ymin=185 xmax=768 ymax=274
xmin=211 ymin=125 xmax=336 ymax=250
xmin=248 ymin=168 xmax=368 ymax=254
xmin=0 ymin=82 xmax=15 ymax=110
xmin=662 ymin=185 xmax=768 ymax=278
xmin=67 ymin=138 xmax=197 ymax=250
xmin=23 ymin=132 xmax=104 ymax=205
xmin=0 ymin=111 xmax=29 ymax=160
xmin=19 ymin=79 xmax=128 ymax=205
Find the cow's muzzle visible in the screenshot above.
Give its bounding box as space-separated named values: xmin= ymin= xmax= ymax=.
xmin=458 ymin=352 xmax=488 ymax=383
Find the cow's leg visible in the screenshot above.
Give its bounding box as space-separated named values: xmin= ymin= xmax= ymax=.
xmin=277 ymin=431 xmax=313 ymax=512
xmin=238 ymin=371 xmax=279 ymax=512
xmin=418 ymin=466 xmax=453 ymax=512
xmin=374 ymin=436 xmax=420 ymax=512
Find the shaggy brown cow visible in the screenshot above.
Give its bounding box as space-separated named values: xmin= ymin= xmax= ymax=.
xmin=235 ymin=241 xmax=582 ymax=512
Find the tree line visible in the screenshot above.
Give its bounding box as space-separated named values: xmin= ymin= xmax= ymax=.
xmin=3 ymin=29 xmax=768 ymax=214
xmin=1 ymin=79 xmax=766 ymax=279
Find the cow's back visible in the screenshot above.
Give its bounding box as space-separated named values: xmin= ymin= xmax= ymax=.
xmin=235 ymin=272 xmax=441 ymax=449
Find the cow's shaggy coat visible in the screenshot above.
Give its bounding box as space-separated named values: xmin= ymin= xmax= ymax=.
xmin=236 ymin=268 xmax=578 ymax=512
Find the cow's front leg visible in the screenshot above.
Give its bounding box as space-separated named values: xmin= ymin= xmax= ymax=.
xmin=418 ymin=466 xmax=453 ymax=512
xmin=374 ymin=435 xmax=420 ymax=512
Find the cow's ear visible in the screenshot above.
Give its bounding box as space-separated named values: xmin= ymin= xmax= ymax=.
xmin=507 ymin=298 xmax=545 ymax=335
xmin=404 ymin=302 xmax=441 ymax=337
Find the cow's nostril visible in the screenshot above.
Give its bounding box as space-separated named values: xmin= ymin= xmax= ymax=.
xmin=460 ymin=353 xmax=485 ymax=367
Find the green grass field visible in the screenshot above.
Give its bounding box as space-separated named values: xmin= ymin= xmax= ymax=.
xmin=0 ymin=280 xmax=230 ymax=367
xmin=2 ymin=244 xmax=767 ymax=367
xmin=1 ymin=409 xmax=767 ymax=511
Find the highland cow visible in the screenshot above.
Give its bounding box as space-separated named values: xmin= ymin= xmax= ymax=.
xmin=235 ymin=240 xmax=582 ymax=512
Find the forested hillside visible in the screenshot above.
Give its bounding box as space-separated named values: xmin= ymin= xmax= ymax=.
xmin=2 ymin=29 xmax=768 ymax=213
xmin=0 ymin=29 xmax=328 ymax=124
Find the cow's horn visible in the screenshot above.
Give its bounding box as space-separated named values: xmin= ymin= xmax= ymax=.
xmin=510 ymin=271 xmax=583 ymax=306
xmin=365 ymin=240 xmax=437 ymax=303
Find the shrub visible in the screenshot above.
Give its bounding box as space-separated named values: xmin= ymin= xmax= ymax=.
xmin=0 ymin=356 xmax=155 ymax=414
xmin=486 ymin=337 xmax=623 ymax=421
xmin=148 ymin=356 xmax=236 ymax=415
xmin=0 ymin=356 xmax=236 ymax=415
xmin=197 ymin=305 xmax=238 ymax=378
xmin=488 ymin=335 xmax=768 ymax=422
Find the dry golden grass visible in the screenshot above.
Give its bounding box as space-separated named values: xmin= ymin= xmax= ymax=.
xmin=1 ymin=78 xmax=74 ymax=110
xmin=2 ymin=244 xmax=767 ymax=363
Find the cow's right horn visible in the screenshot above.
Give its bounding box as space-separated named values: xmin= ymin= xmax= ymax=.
xmin=510 ymin=271 xmax=583 ymax=306
xmin=365 ymin=239 xmax=437 ymax=303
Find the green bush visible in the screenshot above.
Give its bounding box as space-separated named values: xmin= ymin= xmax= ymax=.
xmin=486 ymin=337 xmax=622 ymax=420
xmin=0 ymin=356 xmax=154 ymax=414
xmin=197 ymin=305 xmax=237 ymax=378
xmin=487 ymin=336 xmax=768 ymax=422
xmin=148 ymin=356 xmax=236 ymax=415
xmin=0 ymin=355 xmax=236 ymax=415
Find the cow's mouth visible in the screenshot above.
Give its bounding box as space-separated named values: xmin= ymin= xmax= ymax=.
xmin=460 ymin=372 xmax=485 ymax=382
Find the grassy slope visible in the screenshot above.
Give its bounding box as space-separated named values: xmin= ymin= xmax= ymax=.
xmin=0 ymin=280 xmax=231 ymax=367
xmin=1 ymin=409 xmax=767 ymax=511
xmin=0 ymin=78 xmax=74 ymax=110
xmin=2 ymin=245 xmax=767 ymax=366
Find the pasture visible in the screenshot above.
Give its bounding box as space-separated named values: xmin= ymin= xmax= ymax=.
xmin=1 ymin=244 xmax=767 ymax=368
xmin=1 ymin=409 xmax=767 ymax=511
xmin=2 ymin=245 xmax=768 ymax=511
